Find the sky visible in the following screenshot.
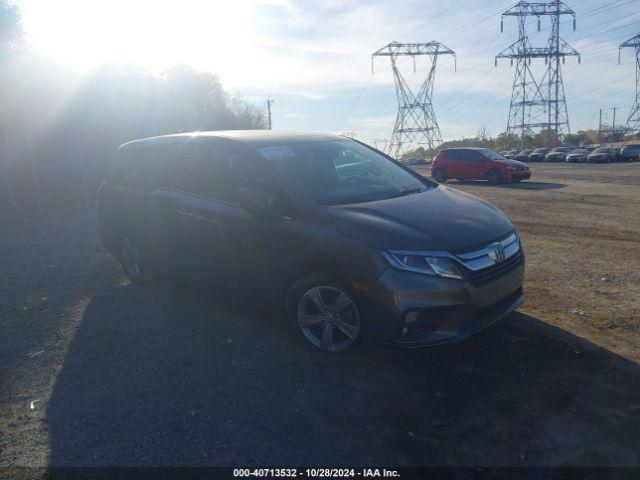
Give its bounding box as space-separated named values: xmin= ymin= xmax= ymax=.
xmin=16 ymin=0 xmax=640 ymax=146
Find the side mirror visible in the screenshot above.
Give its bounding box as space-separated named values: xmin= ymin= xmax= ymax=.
xmin=238 ymin=186 xmax=269 ymax=213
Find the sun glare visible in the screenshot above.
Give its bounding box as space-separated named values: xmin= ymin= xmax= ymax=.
xmin=21 ymin=0 xmax=258 ymax=74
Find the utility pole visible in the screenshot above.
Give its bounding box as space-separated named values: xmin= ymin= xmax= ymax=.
xmin=373 ymin=139 xmax=391 ymax=152
xmin=496 ymin=0 xmax=579 ymax=148
xmin=619 ymin=33 xmax=640 ymax=137
xmin=612 ymin=107 xmax=618 ymax=143
xmin=372 ymin=41 xmax=456 ymax=158
xmin=598 ymin=109 xmax=603 ymax=144
xmin=266 ymin=98 xmax=274 ymax=130
xmin=340 ymin=131 xmax=359 ymax=140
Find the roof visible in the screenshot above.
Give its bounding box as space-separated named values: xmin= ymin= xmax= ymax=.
xmin=120 ymin=130 xmax=348 ymax=149
xmin=439 ymin=147 xmax=487 ymax=151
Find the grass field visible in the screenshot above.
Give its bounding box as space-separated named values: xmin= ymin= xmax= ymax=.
xmin=412 ymin=162 xmax=640 ymax=362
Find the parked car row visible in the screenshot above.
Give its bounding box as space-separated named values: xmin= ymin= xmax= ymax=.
xmin=400 ymin=157 xmax=429 ymax=166
xmin=501 ymin=144 xmax=640 ymax=163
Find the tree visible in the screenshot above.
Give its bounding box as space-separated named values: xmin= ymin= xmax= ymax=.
xmin=0 ymin=3 xmax=267 ymax=221
xmin=477 ymin=125 xmax=491 ymax=142
xmin=0 ymin=0 xmax=23 ymax=52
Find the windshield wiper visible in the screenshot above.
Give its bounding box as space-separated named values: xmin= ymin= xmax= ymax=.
xmin=384 ymin=187 xmax=424 ymax=200
xmin=325 ymin=187 xmax=424 ymax=205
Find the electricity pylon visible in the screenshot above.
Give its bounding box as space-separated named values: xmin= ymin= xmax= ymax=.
xmin=620 ymin=33 xmax=640 ymax=136
xmin=496 ymin=0 xmax=579 ymax=148
xmin=372 ymin=41 xmax=455 ymax=158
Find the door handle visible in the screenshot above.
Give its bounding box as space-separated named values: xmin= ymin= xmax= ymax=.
xmin=177 ymin=209 xmax=218 ymax=226
xmin=177 ymin=209 xmax=195 ymax=218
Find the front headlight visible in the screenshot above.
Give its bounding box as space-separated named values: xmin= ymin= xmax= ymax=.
xmin=382 ymin=251 xmax=463 ymax=279
xmin=506 ymin=164 xmax=518 ymax=170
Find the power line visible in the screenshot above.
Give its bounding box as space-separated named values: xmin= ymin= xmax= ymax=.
xmin=496 ymin=0 xmax=580 ymax=147
xmin=620 ymin=33 xmax=640 ymax=134
xmin=372 ymin=41 xmax=456 ymax=157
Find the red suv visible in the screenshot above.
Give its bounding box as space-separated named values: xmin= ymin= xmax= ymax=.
xmin=431 ymin=148 xmax=531 ymax=185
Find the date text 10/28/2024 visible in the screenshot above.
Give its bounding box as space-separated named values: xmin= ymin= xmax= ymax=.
xmin=233 ymin=469 xmax=400 ymax=478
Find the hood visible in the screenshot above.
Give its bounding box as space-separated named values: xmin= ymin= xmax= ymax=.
xmin=328 ymin=186 xmax=514 ymax=251
xmin=495 ymin=158 xmax=528 ymax=168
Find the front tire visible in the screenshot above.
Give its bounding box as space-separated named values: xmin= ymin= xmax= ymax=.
xmin=487 ymin=169 xmax=503 ymax=185
xmin=287 ymin=277 xmax=362 ymax=352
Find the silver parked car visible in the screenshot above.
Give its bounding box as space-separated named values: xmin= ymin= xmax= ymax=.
xmin=565 ymin=149 xmax=589 ymax=163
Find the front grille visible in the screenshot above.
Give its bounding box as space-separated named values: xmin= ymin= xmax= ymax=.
xmin=462 ymin=250 xmax=523 ymax=286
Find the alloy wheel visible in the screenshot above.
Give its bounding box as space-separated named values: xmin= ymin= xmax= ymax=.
xmin=488 ymin=170 xmax=502 ymax=185
xmin=434 ymin=169 xmax=447 ymax=183
xmin=296 ymin=286 xmax=360 ymax=352
xmin=122 ymin=234 xmax=143 ymax=280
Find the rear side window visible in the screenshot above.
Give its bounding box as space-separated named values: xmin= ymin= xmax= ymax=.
xmin=448 ymin=149 xmax=479 ymax=162
xmin=167 ymin=142 xmax=216 ymax=196
xmin=164 ymin=140 xmax=281 ymax=206
xmin=446 ymin=150 xmax=464 ymax=161
xmin=113 ymin=141 xmax=178 ymax=191
xmin=113 ymin=144 xmax=153 ymax=189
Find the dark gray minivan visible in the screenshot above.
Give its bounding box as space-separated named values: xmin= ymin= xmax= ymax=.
xmin=97 ymin=131 xmax=525 ymax=352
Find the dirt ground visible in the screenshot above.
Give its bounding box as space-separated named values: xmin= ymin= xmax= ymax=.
xmin=1 ymin=162 xmax=639 ymax=469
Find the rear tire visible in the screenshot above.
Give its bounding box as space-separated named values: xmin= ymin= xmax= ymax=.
xmin=120 ymin=231 xmax=155 ymax=284
xmin=433 ymin=168 xmax=447 ymax=183
xmin=487 ymin=169 xmax=503 ymax=185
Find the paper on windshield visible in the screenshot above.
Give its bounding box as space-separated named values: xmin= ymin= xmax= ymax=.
xmin=258 ymin=145 xmax=295 ymax=160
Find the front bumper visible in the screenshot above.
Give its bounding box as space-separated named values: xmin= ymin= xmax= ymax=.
xmin=509 ymin=171 xmax=531 ymax=181
xmin=361 ymin=255 xmax=525 ymax=347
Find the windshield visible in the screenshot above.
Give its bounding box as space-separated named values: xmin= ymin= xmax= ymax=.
xmin=593 ymin=148 xmax=608 ymax=153
xmin=534 ymin=148 xmax=548 ymax=153
xmin=258 ymin=140 xmax=431 ymax=205
xmin=553 ymin=147 xmax=570 ymax=152
xmin=571 ymin=149 xmax=588 ymax=154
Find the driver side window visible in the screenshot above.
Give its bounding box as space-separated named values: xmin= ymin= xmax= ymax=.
xmin=224 ymin=149 xmax=293 ymax=216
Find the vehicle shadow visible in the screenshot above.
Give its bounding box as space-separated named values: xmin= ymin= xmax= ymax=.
xmin=45 ymin=282 xmax=640 ymax=467
xmin=455 ymin=180 xmax=567 ymax=190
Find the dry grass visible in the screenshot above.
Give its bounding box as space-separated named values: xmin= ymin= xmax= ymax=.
xmin=414 ymin=162 xmax=640 ymax=362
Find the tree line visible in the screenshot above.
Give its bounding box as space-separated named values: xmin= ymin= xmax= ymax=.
xmin=403 ymin=125 xmax=637 ymax=160
xmin=0 ymin=1 xmax=267 ymax=222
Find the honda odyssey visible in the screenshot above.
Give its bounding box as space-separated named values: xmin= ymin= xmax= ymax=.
xmin=97 ymin=131 xmax=525 ymax=352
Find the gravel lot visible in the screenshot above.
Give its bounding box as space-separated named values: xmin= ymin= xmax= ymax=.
xmin=1 ymin=162 xmax=639 ymax=468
